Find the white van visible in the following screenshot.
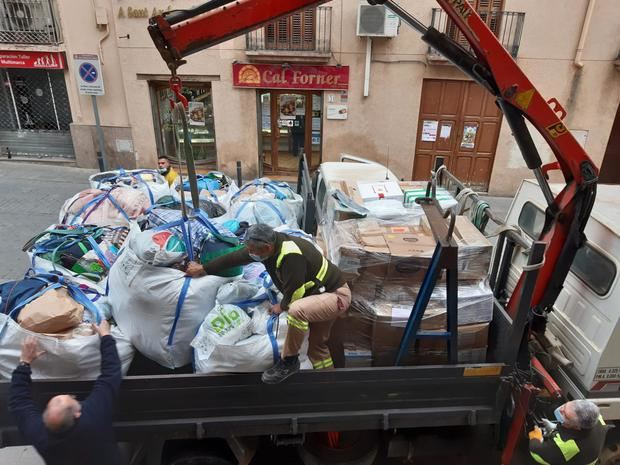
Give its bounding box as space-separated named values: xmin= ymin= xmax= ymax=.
xmin=506 ymin=179 xmax=620 ymax=425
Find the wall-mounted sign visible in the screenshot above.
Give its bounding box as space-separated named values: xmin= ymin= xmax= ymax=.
xmin=117 ymin=5 xmax=172 ymax=19
xmin=73 ymin=54 xmax=105 ymax=96
xmin=421 ymin=120 xmax=438 ymax=142
xmin=233 ymin=63 xmax=349 ymax=90
xmin=0 ymin=51 xmax=64 ymax=69
xmin=327 ymin=104 xmax=348 ymax=120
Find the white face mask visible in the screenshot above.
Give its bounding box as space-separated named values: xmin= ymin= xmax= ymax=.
xmin=249 ymin=253 xmax=267 ymax=262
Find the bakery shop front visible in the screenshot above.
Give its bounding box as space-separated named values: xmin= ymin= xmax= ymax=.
xmin=233 ymin=63 xmax=349 ymax=176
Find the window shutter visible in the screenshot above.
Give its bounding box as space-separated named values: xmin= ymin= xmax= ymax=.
xmin=262 ymin=8 xmax=316 ymax=51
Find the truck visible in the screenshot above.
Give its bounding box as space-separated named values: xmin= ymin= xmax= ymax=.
xmin=0 ymin=0 xmax=610 ymax=464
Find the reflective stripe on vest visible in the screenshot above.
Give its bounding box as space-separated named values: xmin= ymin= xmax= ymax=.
xmin=530 ymin=452 xmax=551 ymax=465
xmin=553 ymin=435 xmax=580 ymax=462
xmin=277 ymin=240 xmax=329 ymax=304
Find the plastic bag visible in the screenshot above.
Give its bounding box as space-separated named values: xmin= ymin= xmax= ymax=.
xmin=191 ymin=304 xmax=253 ymax=361
xmin=130 ymin=230 xmax=187 ymax=266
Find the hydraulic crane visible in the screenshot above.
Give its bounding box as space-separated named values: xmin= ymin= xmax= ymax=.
xmin=147 ymin=1 xmax=599 ymax=462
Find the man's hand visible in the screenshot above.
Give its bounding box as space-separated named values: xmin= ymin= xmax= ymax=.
xmin=270 ymin=303 xmax=283 ymax=315
xmin=185 ymin=261 xmax=207 ymax=278
xmin=20 ymin=336 xmax=45 ymax=364
xmin=92 ymin=320 xmax=111 ymax=338
xmin=541 ymin=418 xmax=557 ymax=434
xmin=528 ymin=426 xmax=543 ymax=442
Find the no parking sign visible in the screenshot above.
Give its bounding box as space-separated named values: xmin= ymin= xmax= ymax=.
xmin=73 ymin=54 xmax=105 ymax=96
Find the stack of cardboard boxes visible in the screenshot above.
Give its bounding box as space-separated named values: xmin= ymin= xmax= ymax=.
xmin=324 ymin=210 xmax=494 ymax=368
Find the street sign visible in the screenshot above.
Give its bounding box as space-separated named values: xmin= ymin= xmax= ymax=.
xmin=73 ymin=54 xmax=105 ymax=96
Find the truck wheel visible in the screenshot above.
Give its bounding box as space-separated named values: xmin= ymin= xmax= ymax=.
xmin=600 ymin=443 xmax=620 ymax=465
xmin=299 ymin=431 xmax=379 ymax=465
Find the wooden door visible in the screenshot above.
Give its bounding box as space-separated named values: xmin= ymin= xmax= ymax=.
xmin=412 ymin=79 xmax=503 ymax=191
xmin=599 ymin=103 xmax=620 ymax=184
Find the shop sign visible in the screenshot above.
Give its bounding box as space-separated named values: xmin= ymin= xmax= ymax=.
xmin=233 ymin=63 xmax=349 ymax=90
xmin=0 ymin=51 xmax=64 ymax=69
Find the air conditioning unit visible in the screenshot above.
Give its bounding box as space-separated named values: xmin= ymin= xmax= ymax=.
xmin=356 ymin=3 xmax=400 ymax=38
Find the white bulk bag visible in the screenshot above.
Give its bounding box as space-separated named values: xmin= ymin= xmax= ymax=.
xmin=0 ymin=316 xmax=134 ymax=380
xmin=107 ymin=247 xmax=231 ymax=369
xmin=89 ymin=169 xmax=174 ymax=207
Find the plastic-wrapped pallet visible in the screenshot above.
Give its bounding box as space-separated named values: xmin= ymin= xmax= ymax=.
xmin=89 ymin=169 xmax=173 ymax=208
xmin=107 ymin=234 xmax=232 ymax=369
xmin=228 ymin=198 xmax=298 ymax=229
xmin=324 ymin=215 xmax=492 ymax=284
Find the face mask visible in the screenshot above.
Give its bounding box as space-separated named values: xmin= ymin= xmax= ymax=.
xmin=158 ymin=167 xmax=170 ymax=175
xmin=249 ymin=253 xmax=267 ymax=262
xmin=554 ymin=407 xmax=566 ymax=424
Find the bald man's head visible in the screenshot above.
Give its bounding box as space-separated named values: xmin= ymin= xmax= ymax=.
xmin=43 ymin=395 xmax=81 ymax=433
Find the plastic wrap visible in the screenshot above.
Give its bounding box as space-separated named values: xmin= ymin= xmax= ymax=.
xmin=324 ymin=215 xmax=492 ymax=284
xmin=229 ymin=178 xmax=303 ymax=223
xmin=331 ymin=280 xmax=492 ymax=368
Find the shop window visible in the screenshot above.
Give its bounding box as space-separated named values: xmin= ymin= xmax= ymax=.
xmin=151 ymin=82 xmax=216 ymax=167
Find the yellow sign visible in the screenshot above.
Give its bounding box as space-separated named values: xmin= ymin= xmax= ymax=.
xmin=514 ymin=89 xmax=535 ymax=111
xmin=463 ymin=366 xmax=503 ymax=377
xmin=118 ymin=6 xmax=172 ymax=19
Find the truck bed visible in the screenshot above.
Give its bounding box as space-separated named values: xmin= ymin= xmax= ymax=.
xmin=0 ymin=364 xmax=508 ymax=445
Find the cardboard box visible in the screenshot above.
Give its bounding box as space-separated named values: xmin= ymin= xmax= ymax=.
xmin=372 ymin=320 xmax=490 ymax=353
xmin=356 ymin=180 xmax=404 ymax=203
xmin=372 ymin=347 xmax=487 ymax=367
xmin=344 ymin=344 xmax=373 ymax=368
xmin=333 ymin=216 xmax=492 ymax=283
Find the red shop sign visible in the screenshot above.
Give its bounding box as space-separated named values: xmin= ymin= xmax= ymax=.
xmin=0 ymin=51 xmax=65 ymax=69
xmin=233 ymin=63 xmax=349 ymax=90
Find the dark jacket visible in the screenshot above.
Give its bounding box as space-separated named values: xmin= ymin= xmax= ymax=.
xmin=203 ymin=231 xmax=345 ymax=310
xmin=529 ymin=420 xmax=608 ymax=465
xmin=9 ymin=335 xmax=124 ymax=465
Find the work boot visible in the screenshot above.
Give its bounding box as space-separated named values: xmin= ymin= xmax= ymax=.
xmin=262 ymin=355 xmax=300 ymax=384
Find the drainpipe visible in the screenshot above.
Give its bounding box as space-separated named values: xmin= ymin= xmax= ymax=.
xmin=574 ymin=0 xmax=596 ymax=69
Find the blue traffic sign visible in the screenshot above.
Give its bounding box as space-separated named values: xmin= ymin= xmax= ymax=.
xmin=79 ymin=62 xmax=98 ymax=83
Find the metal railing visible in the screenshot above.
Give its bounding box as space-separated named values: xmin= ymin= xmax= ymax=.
xmin=428 ymin=8 xmax=525 ymax=58
xmin=246 ymin=6 xmax=331 ymax=54
xmin=0 ymin=0 xmax=61 ymax=45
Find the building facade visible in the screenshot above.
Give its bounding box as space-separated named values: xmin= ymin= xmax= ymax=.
xmin=0 ymin=0 xmax=618 ymax=195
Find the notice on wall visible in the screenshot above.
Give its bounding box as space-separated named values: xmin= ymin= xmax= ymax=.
xmin=440 ymin=124 xmax=452 ymax=139
xmin=461 ymin=123 xmax=478 ymax=149
xmin=312 ymin=117 xmax=321 ymax=131
xmin=279 ymin=95 xmax=297 ymax=119
xmin=421 ymin=120 xmax=438 ymax=142
xmin=327 ymin=104 xmax=348 ymax=120
xmin=188 ymin=102 xmax=206 ymax=126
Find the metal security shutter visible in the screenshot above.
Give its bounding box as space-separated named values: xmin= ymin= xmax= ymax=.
xmin=0 ymin=68 xmax=74 ymax=158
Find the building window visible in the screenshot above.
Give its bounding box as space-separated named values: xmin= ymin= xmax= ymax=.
xmin=265 ymin=9 xmax=315 ymax=51
xmin=0 ymin=0 xmax=62 ymax=45
xmin=151 ymin=82 xmax=217 ymax=168
xmin=246 ymin=7 xmax=331 ymax=54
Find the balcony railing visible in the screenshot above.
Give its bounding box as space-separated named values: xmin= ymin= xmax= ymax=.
xmin=428 ymin=8 xmax=525 ymax=59
xmin=0 ymin=0 xmax=62 ymax=45
xmin=246 ymin=6 xmax=331 ymax=54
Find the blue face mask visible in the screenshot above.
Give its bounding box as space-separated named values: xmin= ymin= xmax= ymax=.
xmin=554 ymin=407 xmax=566 ymax=424
xmin=249 ymin=253 xmax=267 ymax=262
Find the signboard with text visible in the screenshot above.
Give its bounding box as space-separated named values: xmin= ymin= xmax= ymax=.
xmin=73 ymin=54 xmax=105 ymax=96
xmin=233 ymin=63 xmax=349 ymax=90
xmin=0 ymin=51 xmax=64 ymax=69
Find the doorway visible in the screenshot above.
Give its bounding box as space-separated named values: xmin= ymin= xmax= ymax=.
xmin=599 ymin=103 xmax=620 ymax=184
xmin=412 ymin=79 xmax=503 ymax=191
xmin=259 ymin=90 xmax=323 ymax=176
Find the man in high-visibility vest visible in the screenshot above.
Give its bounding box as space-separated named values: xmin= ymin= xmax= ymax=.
xmin=529 ymin=400 xmax=609 ymax=465
xmin=186 ymin=224 xmax=351 ymax=384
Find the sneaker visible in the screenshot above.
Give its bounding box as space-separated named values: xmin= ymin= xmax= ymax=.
xmin=261 ymin=356 xmax=300 ymax=384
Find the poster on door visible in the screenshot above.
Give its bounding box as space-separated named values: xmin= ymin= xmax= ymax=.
xmin=279 ymin=95 xmax=297 ymax=119
xmin=188 ymin=102 xmax=205 ymax=126
xmin=461 ymin=123 xmax=478 ymax=149
xmin=421 ymin=120 xmax=438 ymax=142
